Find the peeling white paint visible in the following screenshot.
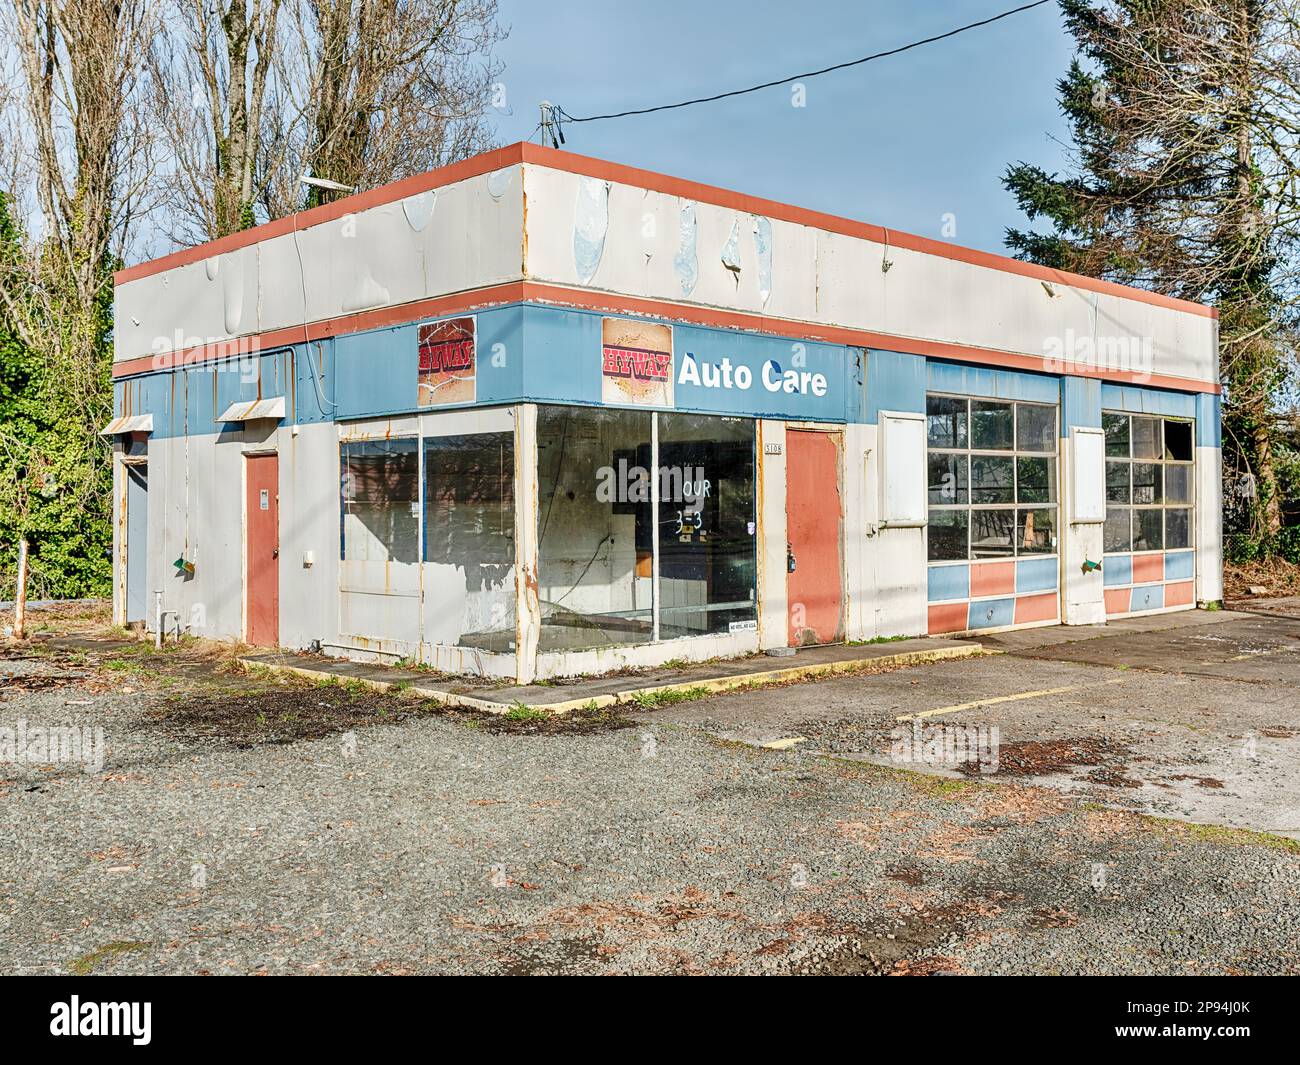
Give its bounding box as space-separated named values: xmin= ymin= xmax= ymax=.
xmin=402 ymin=190 xmax=436 ymax=232
xmin=721 ymin=217 xmax=742 ymax=284
xmin=573 ymin=177 xmax=609 ymax=285
xmin=221 ymin=252 xmax=243 ymax=334
xmin=753 ymin=215 xmax=773 ymax=305
xmin=487 ymin=167 xmax=514 ymax=200
xmin=674 ymin=201 xmax=698 ymax=296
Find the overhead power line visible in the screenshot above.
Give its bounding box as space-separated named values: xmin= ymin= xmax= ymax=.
xmin=550 ymin=0 xmax=1053 ymax=133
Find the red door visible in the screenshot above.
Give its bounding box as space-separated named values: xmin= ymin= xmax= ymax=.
xmin=786 ymin=430 xmax=843 ymax=646
xmin=245 ymin=454 xmax=279 ymax=647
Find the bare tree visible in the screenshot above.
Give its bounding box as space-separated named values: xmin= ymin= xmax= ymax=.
xmin=151 ymin=0 xmax=288 ymax=242
xmin=294 ymin=0 xmax=504 ymax=204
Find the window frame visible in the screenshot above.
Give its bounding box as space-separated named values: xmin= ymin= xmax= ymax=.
xmin=925 ymin=393 xmax=1061 ymax=564
xmin=1101 ymin=412 xmax=1196 ymax=556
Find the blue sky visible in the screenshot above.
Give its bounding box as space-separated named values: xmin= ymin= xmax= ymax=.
xmin=488 ymin=0 xmax=1076 ymax=256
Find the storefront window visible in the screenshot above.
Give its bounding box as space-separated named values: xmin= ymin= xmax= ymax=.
xmin=341 ymin=440 xmax=420 ymax=562
xmin=536 ymin=406 xmax=756 ymax=651
xmin=424 ymin=433 xmax=515 ymax=650
xmin=1102 ymin=413 xmax=1194 ymax=553
xmin=926 ymin=395 xmax=1058 ymax=561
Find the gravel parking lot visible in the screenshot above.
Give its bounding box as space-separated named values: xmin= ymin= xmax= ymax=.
xmin=3 ymin=613 xmax=1300 ymax=975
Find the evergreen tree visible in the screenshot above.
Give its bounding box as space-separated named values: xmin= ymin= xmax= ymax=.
xmin=1004 ymin=0 xmax=1298 ymax=549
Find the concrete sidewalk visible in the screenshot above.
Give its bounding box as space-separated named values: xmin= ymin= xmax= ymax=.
xmin=239 ymin=637 xmax=986 ymax=714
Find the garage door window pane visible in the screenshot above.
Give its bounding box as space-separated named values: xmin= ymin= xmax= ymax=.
xmin=1106 ymin=461 xmax=1130 ymax=503
xmin=970 ymin=509 xmax=1015 ymax=557
xmin=1166 ymin=508 xmax=1191 ymax=549
xmin=1017 ymin=508 xmax=1057 ymax=554
xmin=1017 ymin=456 xmax=1055 ymax=503
xmin=928 ymin=510 xmax=969 ymax=561
xmin=971 ymin=401 xmax=1014 ymax=450
xmin=1016 ymin=404 xmax=1056 ymax=453
xmin=928 ymin=452 xmax=968 ymax=504
xmin=1104 ymin=507 xmax=1131 ymax=552
xmin=1103 ymin=413 xmax=1130 ymax=457
xmin=1134 ymin=509 xmax=1164 ymax=551
xmin=927 ymin=396 xmax=967 ymax=448
xmin=1165 ymin=464 xmax=1191 ymax=504
xmin=1164 ymin=419 xmax=1193 ymax=461
xmin=1132 ymin=462 xmax=1162 ymax=505
xmin=1132 ymin=417 xmax=1161 ymax=459
xmin=971 ymin=455 xmax=1014 ymax=503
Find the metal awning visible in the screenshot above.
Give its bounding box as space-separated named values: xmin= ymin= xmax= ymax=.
xmin=98 ymin=413 xmax=153 ymax=436
xmin=218 ymin=396 xmax=286 ymax=422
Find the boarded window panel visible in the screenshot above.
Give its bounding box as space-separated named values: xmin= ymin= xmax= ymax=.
xmin=928 ymin=509 xmax=968 ymax=561
xmin=1104 ymin=507 xmax=1131 ymax=552
xmin=1070 ymin=428 xmax=1106 ymax=523
xmin=881 ymin=413 xmax=926 ymax=524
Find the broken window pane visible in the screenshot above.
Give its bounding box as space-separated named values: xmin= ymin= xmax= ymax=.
xmin=1164 ymin=419 xmax=1193 ymax=462
xmin=341 ymin=440 xmax=420 ymax=563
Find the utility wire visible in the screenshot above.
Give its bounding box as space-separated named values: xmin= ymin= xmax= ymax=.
xmin=555 ymin=0 xmax=1053 ymax=125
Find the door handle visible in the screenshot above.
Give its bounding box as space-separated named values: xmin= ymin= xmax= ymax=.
xmin=272 ymin=548 xmax=279 ymax=559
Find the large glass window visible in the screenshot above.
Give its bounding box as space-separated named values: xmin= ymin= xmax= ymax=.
xmin=926 ymin=395 xmax=1058 ymax=561
xmin=341 ymin=440 xmax=420 ymax=562
xmin=424 ymin=433 xmax=515 ymax=651
xmin=1102 ymin=413 xmax=1194 ymax=553
xmin=536 ymin=406 xmax=756 ymax=652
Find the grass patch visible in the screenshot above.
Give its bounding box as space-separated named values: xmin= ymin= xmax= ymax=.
xmin=503 ymin=703 xmax=550 ymax=722
xmin=847 ymin=634 xmax=912 ymax=646
xmin=628 ymin=685 xmax=711 ymax=709
xmin=70 ymin=941 xmax=150 ymax=975
xmin=1144 ymin=816 xmax=1300 ymax=854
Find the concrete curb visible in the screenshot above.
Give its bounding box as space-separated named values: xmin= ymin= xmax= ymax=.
xmin=238 ymin=642 xmax=987 ymax=716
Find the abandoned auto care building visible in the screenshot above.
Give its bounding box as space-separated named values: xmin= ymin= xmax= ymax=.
xmin=105 ymin=143 xmax=1222 ymax=682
